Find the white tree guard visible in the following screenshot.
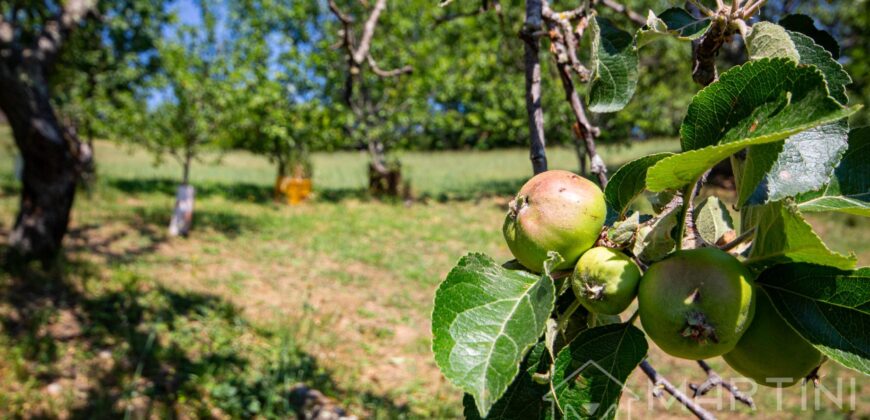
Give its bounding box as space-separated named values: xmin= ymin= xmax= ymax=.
xmin=169 ymin=184 xmax=195 ymax=237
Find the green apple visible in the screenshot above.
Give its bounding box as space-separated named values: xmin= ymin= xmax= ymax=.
xmin=638 ymin=248 xmax=756 ymax=360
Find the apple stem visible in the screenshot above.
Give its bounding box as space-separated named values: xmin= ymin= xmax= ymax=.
xmin=507 ymin=194 xmax=527 ymax=219
xmin=556 ymin=298 xmax=583 ymax=334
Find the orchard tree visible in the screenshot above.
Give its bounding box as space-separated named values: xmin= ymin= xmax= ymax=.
xmin=224 ymin=0 xmax=334 ymax=197
xmin=324 ymin=0 xmax=414 ymax=196
xmin=432 ymin=1 xmax=868 ymax=419
xmin=122 ymin=3 xmax=229 ymax=236
xmin=0 ymin=0 xmax=165 ymax=261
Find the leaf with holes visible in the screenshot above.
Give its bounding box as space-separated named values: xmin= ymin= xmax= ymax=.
xmin=588 ymin=17 xmax=639 ymax=113
xmin=757 ymin=264 xmax=870 ymax=375
xmin=433 ymin=253 xmax=556 ymax=417
xmin=548 ymin=324 xmax=647 ymax=419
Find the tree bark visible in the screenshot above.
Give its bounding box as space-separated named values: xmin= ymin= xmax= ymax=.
xmin=521 ymin=0 xmax=547 ymax=175
xmin=0 ymin=0 xmax=97 ymax=261
xmin=0 ymin=66 xmax=80 ymax=262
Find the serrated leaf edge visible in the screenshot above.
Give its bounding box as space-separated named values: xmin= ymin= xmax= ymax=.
xmin=431 ymin=252 xmax=555 ymax=417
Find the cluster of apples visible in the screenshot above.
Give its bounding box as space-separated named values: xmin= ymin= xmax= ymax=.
xmin=502 ymin=170 xmax=821 ymax=387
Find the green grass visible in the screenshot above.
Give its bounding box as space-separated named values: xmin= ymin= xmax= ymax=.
xmin=0 ymin=129 xmax=867 ymax=418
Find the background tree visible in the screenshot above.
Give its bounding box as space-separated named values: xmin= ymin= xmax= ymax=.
xmin=0 ymin=0 xmax=165 ymax=261
xmin=119 ymin=2 xmax=229 ymax=236
xmin=224 ymin=0 xmax=335 ymax=198
xmin=322 ymin=0 xmax=413 ymax=196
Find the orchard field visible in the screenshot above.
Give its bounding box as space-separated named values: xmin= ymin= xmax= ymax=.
xmin=1 ymin=128 xmax=866 ymax=418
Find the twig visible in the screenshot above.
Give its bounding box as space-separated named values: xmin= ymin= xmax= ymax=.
xmin=596 ymin=0 xmax=645 ymax=26
xmin=741 ymin=0 xmax=767 ymax=18
xmin=353 ymin=0 xmax=387 ymax=64
xmin=692 ymin=17 xmax=728 ymax=86
xmin=556 ymin=299 xmax=582 ymax=333
xmin=689 ymin=0 xmax=716 ymax=16
xmin=683 ymin=172 xmax=709 ymax=249
xmin=366 ymin=54 xmax=412 ymax=77
xmin=542 ymin=1 xmax=591 ymax=80
xmin=549 ymin=30 xmax=607 ymax=186
xmin=434 ymin=0 xmax=502 ymax=26
xmin=692 ymin=360 xmax=756 ymax=408
xmin=626 ymin=309 xmax=639 ymax=324
xmin=718 ymin=227 xmax=755 ymax=252
xmin=639 ymin=360 xmax=716 ymax=420
xmin=643 ymin=193 xmax=684 ymax=230
xmin=521 ymin=0 xmax=548 ymax=174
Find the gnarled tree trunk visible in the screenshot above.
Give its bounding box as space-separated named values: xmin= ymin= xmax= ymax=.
xmin=0 ymin=65 xmax=82 ymax=261
xmin=1 ymin=0 xmax=96 ymax=261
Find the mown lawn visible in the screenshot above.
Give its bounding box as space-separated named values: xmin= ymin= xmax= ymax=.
xmin=0 ymin=129 xmax=867 ymax=418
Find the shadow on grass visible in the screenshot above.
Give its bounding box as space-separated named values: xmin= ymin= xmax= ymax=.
xmin=108 ymin=178 xmax=275 ymax=204
xmin=0 ymin=248 xmax=410 ymax=419
xmin=121 ymin=204 xmax=261 ymax=239
xmin=66 ymin=223 xmax=165 ymax=264
xmin=106 ymin=165 xmax=649 ymax=207
xmin=109 ymin=177 xmax=375 ymax=207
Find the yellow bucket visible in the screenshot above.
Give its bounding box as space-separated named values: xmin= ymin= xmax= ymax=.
xmin=276 ymin=176 xmax=312 ymax=205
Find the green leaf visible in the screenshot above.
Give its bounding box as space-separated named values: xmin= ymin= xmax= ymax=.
xmin=779 ymin=14 xmax=840 ymax=59
xmin=548 ymin=324 xmax=647 ymax=419
xmin=798 ymin=126 xmax=870 ymax=216
xmin=746 ymin=22 xmax=800 ymax=62
xmin=632 ymin=206 xmax=678 ymax=263
xmin=737 ymin=121 xmax=849 ymax=207
xmin=607 ymin=212 xmax=642 ymax=248
xmin=744 ymin=201 xmax=856 ymax=272
xmin=694 ymin=196 xmax=734 ymax=245
xmin=464 ymin=341 xmax=554 ymax=420
xmin=636 ymin=8 xmax=711 ymax=47
xmin=680 ymin=57 xmax=855 ymax=152
xmin=588 ymin=17 xmax=639 ymax=113
xmin=605 ymin=153 xmax=673 ymax=220
xmin=757 ymin=264 xmax=870 ymax=375
xmin=736 ymin=30 xmax=852 ymax=206
xmin=648 ymin=58 xmax=858 ymax=192
xmin=433 ymin=253 xmax=556 ymax=417
xmin=789 ymin=31 xmax=851 ymax=105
